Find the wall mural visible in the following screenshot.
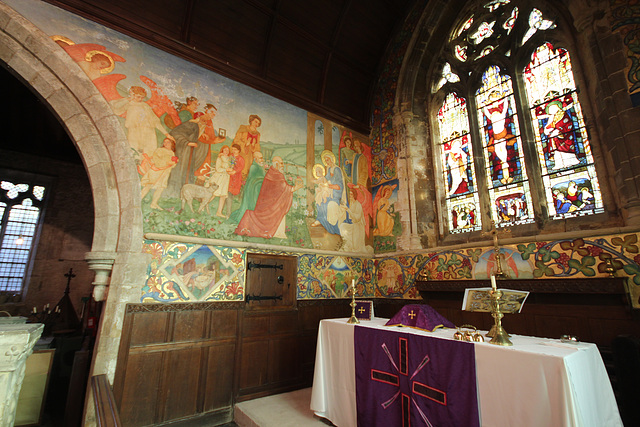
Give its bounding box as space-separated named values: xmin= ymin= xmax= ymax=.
xmin=10 ymin=0 xmax=374 ymax=256
xmin=143 ymin=233 xmax=640 ymax=308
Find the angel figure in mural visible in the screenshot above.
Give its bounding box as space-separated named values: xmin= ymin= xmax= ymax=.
xmin=110 ymin=86 xmax=175 ymax=158
xmin=51 ymin=36 xmax=127 ymax=101
xmin=139 ymin=138 xmax=178 ymax=209
xmin=338 ymin=188 xmax=373 ymax=254
xmin=483 ymin=90 xmax=516 ymax=184
xmin=536 ymin=94 xmax=582 ymax=170
xmin=205 ymin=145 xmax=233 ymax=218
xmin=233 ymin=115 xmax=262 ymax=179
xmin=165 ymin=104 xmax=218 ymax=198
xmin=311 ymin=150 xmax=347 ymax=236
xmin=373 ymin=184 xmax=397 ymax=237
xmin=235 ymin=156 xmax=304 ymax=239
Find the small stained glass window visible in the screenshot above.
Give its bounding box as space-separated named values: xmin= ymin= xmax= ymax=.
xmin=0 ymin=176 xmax=47 ymax=294
xmin=524 ymin=43 xmax=603 ymax=219
xmin=438 ymin=93 xmax=482 ymax=233
xmin=476 ymin=65 xmax=534 ymax=227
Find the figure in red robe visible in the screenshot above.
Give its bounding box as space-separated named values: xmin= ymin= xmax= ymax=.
xmin=235 ymin=156 xmax=303 ymax=239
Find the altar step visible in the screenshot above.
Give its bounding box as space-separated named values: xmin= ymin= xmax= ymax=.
xmin=234 ymin=388 xmax=332 ymax=427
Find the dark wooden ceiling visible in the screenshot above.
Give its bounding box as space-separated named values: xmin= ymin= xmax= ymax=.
xmin=43 ymin=0 xmax=419 ymax=134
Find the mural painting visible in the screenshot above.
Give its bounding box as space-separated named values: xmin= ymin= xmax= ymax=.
xmin=10 ymin=0 xmax=375 ymax=256
xmin=142 ymin=241 xmax=244 ymax=303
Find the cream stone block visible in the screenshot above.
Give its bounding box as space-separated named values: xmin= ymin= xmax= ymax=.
xmin=0 ymin=30 xmax=19 ymax=63
xmin=0 ymin=323 xmax=44 ymax=427
xmin=5 ymin=46 xmax=41 ymax=83
xmin=46 ymin=88 xmax=84 ymax=124
xmin=0 ymin=3 xmax=15 ymax=30
xmin=28 ymin=67 xmax=64 ymax=100
xmin=76 ymin=133 xmax=107 ymax=169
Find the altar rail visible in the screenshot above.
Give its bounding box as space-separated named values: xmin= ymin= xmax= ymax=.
xmin=416 ymin=277 xmax=640 ymax=346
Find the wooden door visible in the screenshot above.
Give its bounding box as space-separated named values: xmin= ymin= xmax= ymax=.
xmin=244 ymin=253 xmax=297 ymax=310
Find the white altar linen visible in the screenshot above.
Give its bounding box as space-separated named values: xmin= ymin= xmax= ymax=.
xmin=310 ymin=318 xmax=622 ymax=427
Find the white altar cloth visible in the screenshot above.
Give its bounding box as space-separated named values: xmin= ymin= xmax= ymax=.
xmin=310 ymin=318 xmax=622 ymax=427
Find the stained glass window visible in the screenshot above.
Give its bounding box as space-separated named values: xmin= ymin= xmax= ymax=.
xmin=0 ymin=175 xmax=48 ymax=294
xmin=434 ymin=1 xmax=601 ymax=235
xmin=438 ymin=93 xmax=481 ymax=233
xmin=476 ymin=66 xmax=534 ymax=227
xmin=524 ymin=43 xmax=603 ymax=219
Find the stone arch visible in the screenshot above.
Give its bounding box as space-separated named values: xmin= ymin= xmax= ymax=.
xmin=0 ymin=3 xmax=150 ymax=396
xmin=0 ymin=2 xmax=142 ymax=257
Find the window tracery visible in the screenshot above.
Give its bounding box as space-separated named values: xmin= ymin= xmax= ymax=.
xmin=434 ymin=0 xmax=602 ymax=234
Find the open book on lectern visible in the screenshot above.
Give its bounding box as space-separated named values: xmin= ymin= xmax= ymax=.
xmin=462 ymin=288 xmax=530 ymax=313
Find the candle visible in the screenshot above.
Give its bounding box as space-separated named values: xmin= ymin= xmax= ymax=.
xmin=352 ymin=279 xmax=355 ymax=288
xmin=490 ymin=275 xmax=497 ymax=291
xmin=32 ymin=306 xmax=37 ymax=314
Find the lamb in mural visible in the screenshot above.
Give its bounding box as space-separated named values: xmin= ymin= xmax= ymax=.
xmin=179 ymin=179 xmax=220 ymax=214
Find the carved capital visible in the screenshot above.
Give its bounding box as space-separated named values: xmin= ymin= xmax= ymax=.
xmin=85 ymin=251 xmax=116 ymax=301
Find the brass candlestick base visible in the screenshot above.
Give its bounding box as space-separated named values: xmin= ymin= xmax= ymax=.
xmin=347 ymin=281 xmax=359 ymax=324
xmin=487 ymin=289 xmax=512 ymax=346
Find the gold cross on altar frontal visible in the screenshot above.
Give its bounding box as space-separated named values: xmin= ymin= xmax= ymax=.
xmin=408 ymin=311 xmax=416 ymax=319
xmin=358 ymin=307 xmax=366 ymax=314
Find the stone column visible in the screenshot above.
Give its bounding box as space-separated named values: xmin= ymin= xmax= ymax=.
xmin=0 ymin=323 xmax=44 ymax=426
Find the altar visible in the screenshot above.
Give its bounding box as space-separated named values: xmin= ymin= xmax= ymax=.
xmin=310 ymin=318 xmax=622 ymax=427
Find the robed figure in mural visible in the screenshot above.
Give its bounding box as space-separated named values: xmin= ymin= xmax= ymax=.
xmin=311 ymin=150 xmax=346 ymax=235
xmin=165 ymin=105 xmax=217 ymax=197
xmin=233 ymin=115 xmax=262 ymax=179
xmin=235 ymin=156 xmax=303 ymax=238
xmin=230 ymin=151 xmax=266 ymax=222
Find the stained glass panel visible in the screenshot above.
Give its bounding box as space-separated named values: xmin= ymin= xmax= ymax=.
xmin=476 ymin=65 xmax=534 ymax=227
xmin=524 ymin=43 xmax=603 ymax=219
xmin=438 ymin=93 xmax=481 ymax=233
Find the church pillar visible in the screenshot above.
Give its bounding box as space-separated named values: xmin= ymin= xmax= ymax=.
xmin=569 ymin=0 xmax=640 ymax=225
xmin=394 ymin=108 xmax=432 ymax=250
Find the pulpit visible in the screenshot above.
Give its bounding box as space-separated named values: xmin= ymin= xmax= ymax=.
xmin=0 ymin=321 xmax=44 ymax=426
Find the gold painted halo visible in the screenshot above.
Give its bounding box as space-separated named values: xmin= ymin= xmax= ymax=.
xmin=312 ymin=163 xmax=325 ymax=179
xmin=85 ymin=50 xmax=115 ymax=74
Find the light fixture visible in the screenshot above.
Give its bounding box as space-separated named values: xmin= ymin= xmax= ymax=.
xmin=14 ymin=235 xmax=24 ymax=245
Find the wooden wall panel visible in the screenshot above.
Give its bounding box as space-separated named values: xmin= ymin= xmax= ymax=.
xmin=203 ymin=344 xmax=236 ymax=411
xmin=238 ymin=339 xmax=269 ymax=391
xmin=172 ymin=311 xmax=206 ymax=341
xmin=129 ymin=312 xmax=169 ymax=346
xmin=268 ymin=336 xmax=300 ymax=384
xmin=117 ymin=352 xmax=163 ymax=426
xmin=161 ymin=348 xmax=202 ymax=422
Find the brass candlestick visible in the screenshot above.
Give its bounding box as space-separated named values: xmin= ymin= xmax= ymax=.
xmin=487 ymin=289 xmax=512 ymax=346
xmin=347 ymin=279 xmax=359 ymax=324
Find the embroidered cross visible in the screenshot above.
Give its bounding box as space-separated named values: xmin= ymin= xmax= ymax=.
xmin=408 ymin=310 xmax=417 ymax=319
xmin=370 ymin=337 xmax=447 ymax=427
